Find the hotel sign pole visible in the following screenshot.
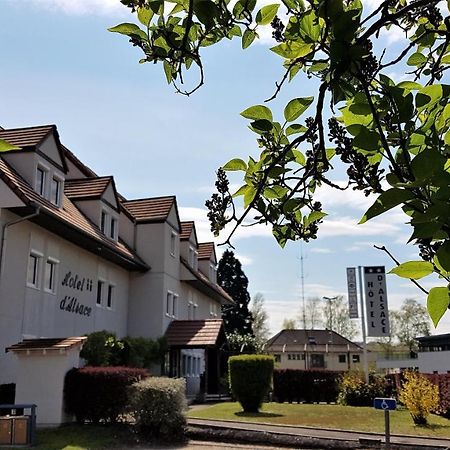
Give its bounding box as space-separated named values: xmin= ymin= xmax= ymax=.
xmin=358 ymin=266 xmax=369 ymax=384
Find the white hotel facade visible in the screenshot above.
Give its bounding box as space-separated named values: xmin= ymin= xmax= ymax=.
xmin=0 ymin=124 xmax=232 ymax=402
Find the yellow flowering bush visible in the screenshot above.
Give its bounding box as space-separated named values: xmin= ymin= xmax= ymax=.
xmin=399 ymin=371 xmax=439 ymax=425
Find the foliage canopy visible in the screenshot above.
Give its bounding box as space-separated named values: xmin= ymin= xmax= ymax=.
xmin=110 ymin=0 xmax=450 ymax=324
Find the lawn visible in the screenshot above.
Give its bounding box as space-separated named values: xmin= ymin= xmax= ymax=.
xmin=188 ymin=402 xmax=450 ymax=439
xmin=2 ymin=424 xmax=138 ymax=450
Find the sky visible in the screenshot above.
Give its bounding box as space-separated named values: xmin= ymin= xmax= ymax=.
xmin=1 ymin=0 xmax=449 ymax=338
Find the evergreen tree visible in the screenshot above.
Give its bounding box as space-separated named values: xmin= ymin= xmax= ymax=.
xmin=217 ymin=250 xmax=253 ymax=336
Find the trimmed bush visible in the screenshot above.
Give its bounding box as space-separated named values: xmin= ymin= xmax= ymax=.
xmin=229 ymin=354 xmax=274 ymax=412
xmin=79 ymin=331 xmax=123 ymax=366
xmin=128 ymin=377 xmax=186 ymax=441
xmin=399 ymin=371 xmax=439 ymax=425
xmin=121 ymin=336 xmax=166 ymax=369
xmin=64 ymin=366 xmax=148 ymax=423
xmin=273 ymin=370 xmax=340 ymax=403
xmin=337 ymin=371 xmax=390 ymax=406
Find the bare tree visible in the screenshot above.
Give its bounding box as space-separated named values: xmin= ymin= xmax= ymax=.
xmin=282 ymin=318 xmax=297 ymax=330
xmin=250 ymin=292 xmax=270 ymax=346
xmin=322 ymin=296 xmax=357 ymax=340
xmin=299 ymin=297 xmax=323 ymax=330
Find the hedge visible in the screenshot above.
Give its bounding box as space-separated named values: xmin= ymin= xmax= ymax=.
xmin=273 ymin=370 xmax=340 ymax=403
xmin=229 ymin=354 xmax=274 ymax=412
xmin=128 ymin=377 xmax=186 ymax=441
xmin=64 ymin=366 xmax=148 ymax=423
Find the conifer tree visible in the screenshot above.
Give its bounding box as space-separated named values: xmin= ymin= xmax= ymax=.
xmin=217 ymin=249 xmax=253 ymax=336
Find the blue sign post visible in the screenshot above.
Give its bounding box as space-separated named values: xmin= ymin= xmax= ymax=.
xmin=374 ymin=398 xmax=396 ymax=449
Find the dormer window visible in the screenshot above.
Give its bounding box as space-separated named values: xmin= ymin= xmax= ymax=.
xmin=110 ymin=217 xmax=117 ymax=240
xmin=36 ymin=166 xmax=47 ymax=196
xmin=170 ymin=231 xmax=177 ymax=257
xmin=189 ymin=246 xmax=195 ymax=268
xmin=50 ymin=176 xmax=62 ymax=206
xmin=100 ymin=210 xmax=107 ymax=233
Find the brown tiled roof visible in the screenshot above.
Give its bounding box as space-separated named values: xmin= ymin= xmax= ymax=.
xmin=0 ymin=157 xmax=148 ymax=271
xmin=198 ymin=242 xmax=215 ymax=260
xmin=265 ymin=329 xmax=362 ymax=350
xmin=165 ymin=320 xmax=224 ymax=347
xmin=0 ymin=125 xmax=53 ymax=149
xmin=180 ymin=221 xmax=194 ymax=240
xmin=6 ymin=337 xmax=87 ymax=353
xmin=122 ymin=196 xmax=175 ymax=223
xmin=64 ymin=177 xmax=113 ymax=200
xmin=181 ymin=258 xmax=233 ymax=305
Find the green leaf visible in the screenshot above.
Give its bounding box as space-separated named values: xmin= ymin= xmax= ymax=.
xmin=284 ymin=97 xmax=314 ymax=122
xmin=0 ymin=139 xmax=20 ymax=152
xmin=292 ymin=149 xmax=306 ymax=166
xmin=108 ymin=23 xmax=145 ymax=37
xmin=407 ymin=52 xmax=426 ymax=66
xmin=427 ymin=287 xmax=449 ymax=327
xmin=271 ymin=42 xmax=313 ymax=59
xmin=251 ymin=119 xmax=273 ymax=131
xmin=389 ymin=261 xmax=434 ymax=280
xmin=242 ymin=29 xmax=257 ymax=49
xmin=286 ymin=124 xmax=307 ymax=136
xmin=256 ymin=4 xmax=279 ymax=26
xmin=223 ymin=158 xmax=247 ymax=171
xmin=137 ymin=7 xmax=154 ymax=26
xmin=359 ymin=189 xmax=415 ymax=224
xmin=241 ymin=105 xmax=273 ymax=121
xmin=397 ymin=81 xmax=422 ymax=90
xmin=232 ymin=185 xmax=250 ymax=198
xmin=435 ymin=242 xmax=450 ymax=272
xmin=163 ymin=61 xmax=173 ymax=83
xmin=304 ymin=210 xmax=327 ymax=227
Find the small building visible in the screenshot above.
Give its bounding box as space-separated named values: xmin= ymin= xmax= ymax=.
xmin=265 ymin=329 xmax=365 ymax=371
xmin=377 ymin=333 xmax=450 ymax=374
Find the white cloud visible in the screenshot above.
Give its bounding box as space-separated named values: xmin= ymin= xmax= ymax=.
xmin=310 ymin=247 xmax=333 ymax=254
xmin=315 ymin=183 xmax=375 ymax=212
xmin=19 ymin=0 xmax=128 ymax=16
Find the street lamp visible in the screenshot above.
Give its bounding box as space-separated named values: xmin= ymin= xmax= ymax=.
xmin=323 ymin=296 xmax=339 ymax=332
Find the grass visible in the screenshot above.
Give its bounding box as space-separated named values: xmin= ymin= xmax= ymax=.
xmin=2 ymin=424 xmax=139 ymax=450
xmin=188 ymin=402 xmax=450 ymax=439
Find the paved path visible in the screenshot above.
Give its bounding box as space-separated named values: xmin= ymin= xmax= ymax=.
xmin=139 ymin=440 xmax=302 ymax=449
xmin=188 ymin=417 xmax=450 ymax=449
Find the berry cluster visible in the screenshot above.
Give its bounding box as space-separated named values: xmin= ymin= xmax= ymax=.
xmin=358 ymin=40 xmax=379 ymax=80
xmin=418 ymin=240 xmax=442 ymax=262
xmin=205 ymin=168 xmax=232 ymax=236
xmin=271 ymin=16 xmax=285 ymax=43
xmin=329 ymin=118 xmax=383 ymax=195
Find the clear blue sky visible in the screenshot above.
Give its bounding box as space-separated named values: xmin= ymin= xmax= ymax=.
xmin=1 ymin=0 xmax=449 ymax=337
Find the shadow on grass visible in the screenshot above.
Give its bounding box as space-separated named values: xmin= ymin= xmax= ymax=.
xmin=235 ymin=411 xmax=284 ymax=418
xmin=415 ymin=423 xmax=450 ymax=432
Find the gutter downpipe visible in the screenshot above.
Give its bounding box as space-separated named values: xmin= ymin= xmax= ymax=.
xmin=0 ymin=204 xmax=41 ymax=280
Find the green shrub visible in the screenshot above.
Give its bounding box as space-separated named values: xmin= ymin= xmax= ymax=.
xmin=80 ymin=331 xmax=123 ymax=366
xmin=337 ymin=371 xmax=389 ymax=406
xmin=228 ymin=354 xmax=274 ymax=412
xmin=64 ymin=367 xmax=148 ymax=423
xmin=128 ymin=377 xmax=187 ymax=441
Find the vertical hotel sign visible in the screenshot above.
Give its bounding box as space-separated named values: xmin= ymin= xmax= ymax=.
xmin=346 ymin=268 xmax=358 ymax=318
xmin=363 ymin=266 xmax=390 ymax=337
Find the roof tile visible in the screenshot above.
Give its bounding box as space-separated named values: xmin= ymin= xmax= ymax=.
xmin=122 ymin=196 xmax=175 ymax=223
xmin=65 ymin=177 xmax=112 ymax=200
xmin=198 ymin=242 xmax=214 ymax=260
xmin=165 ymin=320 xmax=224 ymax=347
xmin=0 ymin=125 xmax=53 ymax=149
xmin=6 ymin=337 xmax=87 ymax=353
xmin=180 ymin=221 xmax=194 ymax=240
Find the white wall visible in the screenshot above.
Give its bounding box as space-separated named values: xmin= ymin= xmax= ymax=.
xmin=418 ymin=351 xmax=450 ymax=373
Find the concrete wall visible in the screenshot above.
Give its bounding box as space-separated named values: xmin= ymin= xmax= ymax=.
xmin=14 ymin=347 xmax=81 ymax=426
xmin=0 ymin=211 xmax=130 ymax=384
xmin=418 ymin=351 xmax=450 ymax=373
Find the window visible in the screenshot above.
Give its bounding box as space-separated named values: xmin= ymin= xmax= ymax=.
xmin=100 ymin=211 xmax=107 ymax=233
xmin=189 ymin=246 xmax=195 ymax=267
xmin=36 ymin=167 xmax=47 ymax=196
xmin=107 ymin=285 xmax=114 ymax=309
xmin=110 ymin=217 xmax=117 ymax=240
xmin=172 ymin=294 xmax=178 ymax=318
xmin=310 ymin=354 xmax=325 ymax=368
xmin=27 ymin=253 xmax=40 ymax=288
xmin=166 ymin=292 xmax=171 ymax=315
xmin=96 ymin=280 xmax=104 ymax=306
xmin=308 ymin=336 xmax=317 ymax=345
xmin=339 ymin=354 xmax=347 ymax=364
xmin=44 ymin=259 xmax=58 ymax=292
xmin=170 ymin=231 xmax=177 ymax=256
xmin=50 ymin=176 xmax=62 ymax=206
xmin=352 ymin=354 xmax=360 ymax=363
xmin=274 ymin=354 xmax=281 ymax=363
